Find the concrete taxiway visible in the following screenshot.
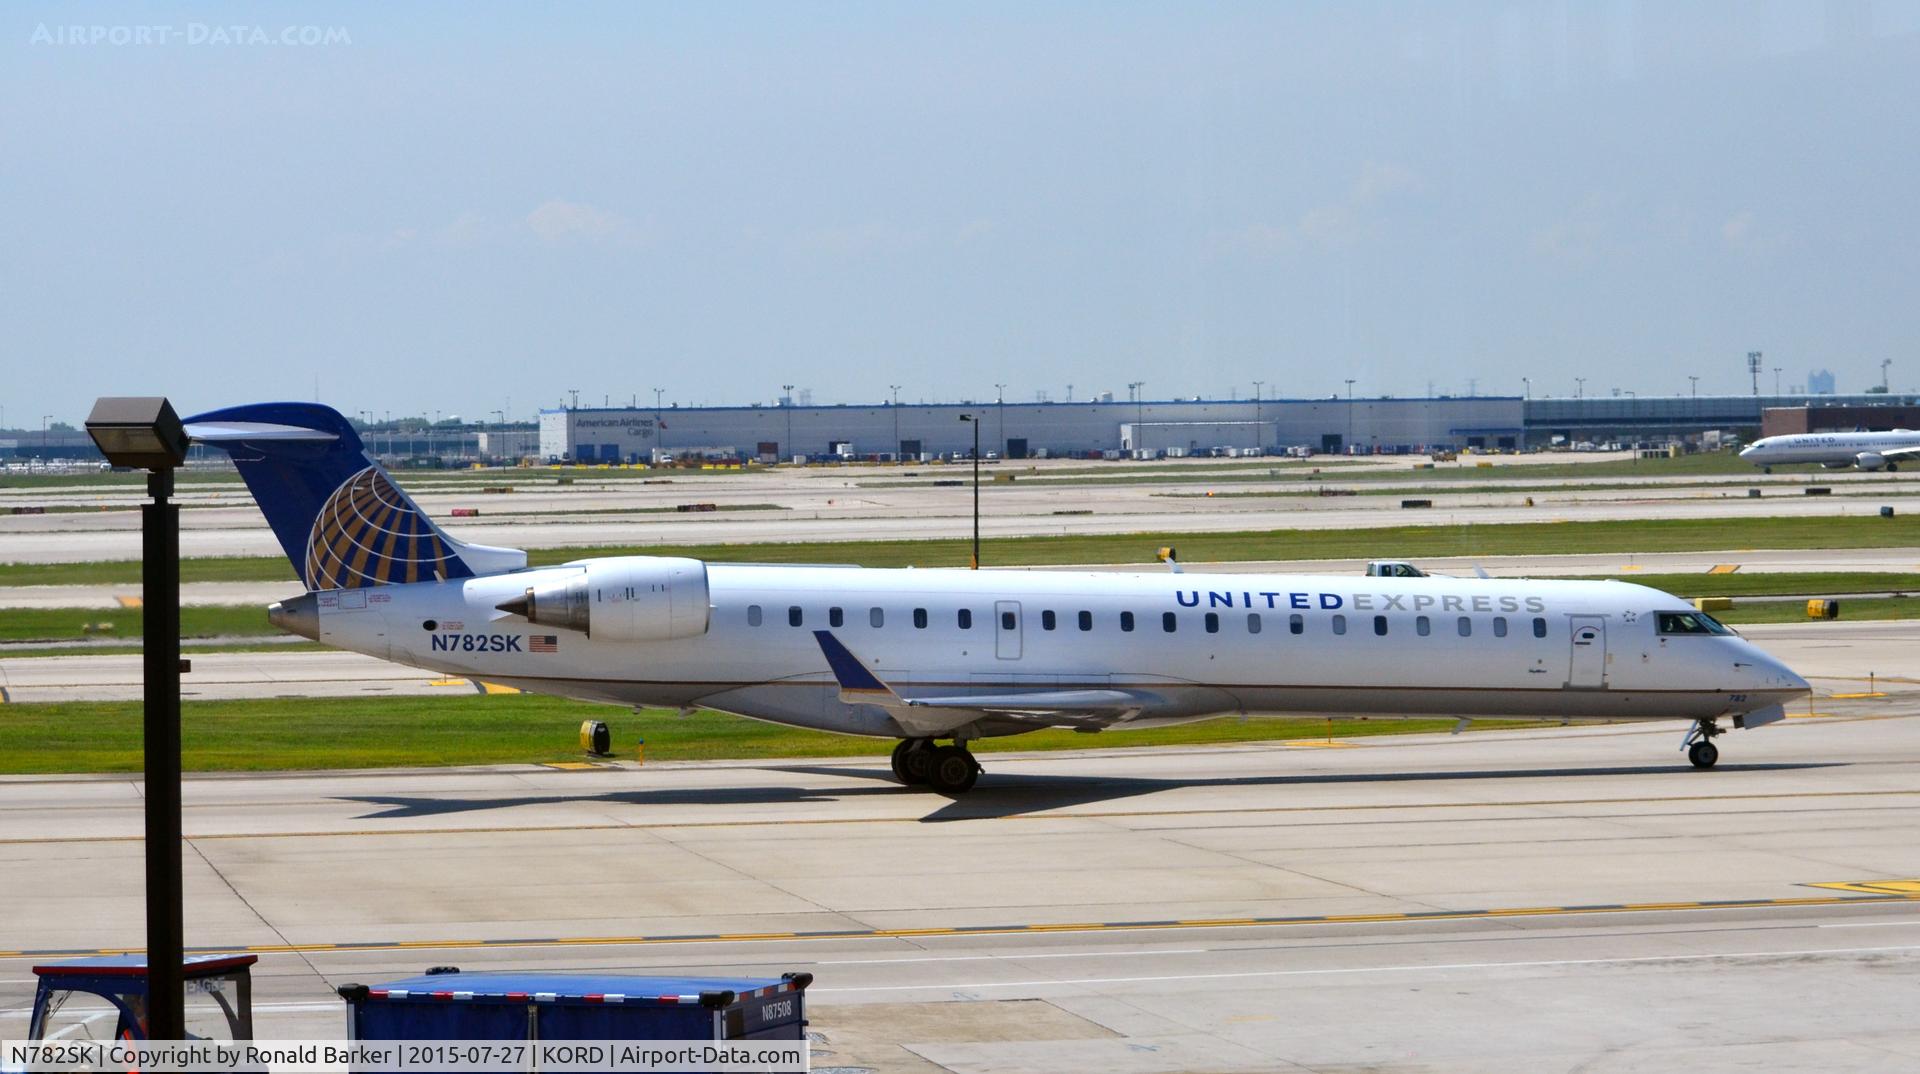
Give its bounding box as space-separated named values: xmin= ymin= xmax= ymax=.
xmin=4 ymin=704 xmax=1920 ymax=1072
xmin=5 ymin=463 xmax=1918 ymax=564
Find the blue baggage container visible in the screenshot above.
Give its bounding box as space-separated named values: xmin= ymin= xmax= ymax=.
xmin=336 ymin=968 xmax=810 ymax=1061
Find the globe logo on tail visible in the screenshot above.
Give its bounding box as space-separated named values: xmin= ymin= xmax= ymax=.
xmin=304 ymin=466 xmax=464 ymax=589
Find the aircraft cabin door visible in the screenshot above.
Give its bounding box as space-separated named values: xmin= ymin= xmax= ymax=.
xmin=995 ymin=600 xmax=1022 ymax=660
xmin=1567 ymin=616 xmax=1607 ymax=688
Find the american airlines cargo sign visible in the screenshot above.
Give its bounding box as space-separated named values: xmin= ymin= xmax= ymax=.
xmin=575 ymin=417 xmax=660 ymax=434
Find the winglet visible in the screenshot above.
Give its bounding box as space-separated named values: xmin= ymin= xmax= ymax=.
xmin=812 ymin=630 xmax=898 ymax=702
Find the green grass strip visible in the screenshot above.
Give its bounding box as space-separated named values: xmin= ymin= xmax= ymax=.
xmin=3 ymin=514 xmax=1916 ymax=586
xmin=0 ymin=604 xmax=277 ymax=643
xmin=0 ymin=695 xmax=1477 ymax=774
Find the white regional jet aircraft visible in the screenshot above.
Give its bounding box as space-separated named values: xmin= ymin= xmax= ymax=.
xmin=188 ymin=403 xmax=1811 ymax=793
xmin=1739 ymin=429 xmax=1920 ymax=472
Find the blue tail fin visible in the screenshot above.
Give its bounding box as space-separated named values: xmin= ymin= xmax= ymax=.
xmin=184 ymin=402 xmax=525 ymax=589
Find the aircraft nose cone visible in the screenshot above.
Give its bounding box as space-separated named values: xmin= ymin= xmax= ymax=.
xmin=1738 ymin=444 xmax=1755 ymax=457
xmin=1757 ymin=653 xmax=1810 ymax=696
xmin=268 ymin=592 xmax=319 ymax=640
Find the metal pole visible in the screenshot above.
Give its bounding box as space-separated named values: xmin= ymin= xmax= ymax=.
xmin=144 ymin=468 xmax=184 ymax=1040
xmin=972 ymin=418 xmax=980 ymax=569
xmin=995 ymin=384 xmax=1005 ymax=453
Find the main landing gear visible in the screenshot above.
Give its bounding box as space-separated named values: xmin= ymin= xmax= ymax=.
xmin=890 ymin=738 xmax=981 ymax=794
xmin=1681 ymin=719 xmax=1721 ymax=769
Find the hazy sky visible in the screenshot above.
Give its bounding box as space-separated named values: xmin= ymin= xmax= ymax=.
xmin=4 ymin=1 xmax=1917 ymax=427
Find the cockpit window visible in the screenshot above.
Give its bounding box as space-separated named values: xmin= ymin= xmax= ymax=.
xmin=1658 ymin=612 xmax=1733 ymax=636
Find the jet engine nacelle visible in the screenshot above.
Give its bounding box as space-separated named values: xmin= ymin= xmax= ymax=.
xmin=500 ymin=556 xmax=711 ymax=642
xmin=1855 ymin=452 xmax=1888 ymax=471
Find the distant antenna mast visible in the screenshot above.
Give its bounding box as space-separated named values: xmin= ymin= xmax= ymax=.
xmin=1882 ymin=358 xmax=1893 ymax=392
xmin=1746 ymin=352 xmax=1762 ymax=397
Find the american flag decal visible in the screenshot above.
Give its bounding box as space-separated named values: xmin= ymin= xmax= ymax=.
xmin=530 ymin=635 xmax=558 ymax=653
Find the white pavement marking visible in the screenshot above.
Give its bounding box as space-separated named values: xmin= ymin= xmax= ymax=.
xmin=810 ymin=943 xmax=1920 ymax=993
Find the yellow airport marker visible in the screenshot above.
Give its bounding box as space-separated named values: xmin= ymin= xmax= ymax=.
xmin=115 ymin=595 xmax=144 ymax=608
xmin=1807 ymin=879 xmax=1920 ymax=895
xmin=428 ymin=677 xmax=469 ymax=688
xmin=1829 ymin=692 xmax=1888 ymax=700
xmin=1707 ymin=564 xmax=1740 ymax=574
xmin=477 ymin=681 xmax=521 ymax=695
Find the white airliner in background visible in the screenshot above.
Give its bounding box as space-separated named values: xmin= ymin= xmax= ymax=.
xmin=1739 ymin=429 xmax=1920 ymax=472
xmin=188 ymin=403 xmax=1812 ymax=794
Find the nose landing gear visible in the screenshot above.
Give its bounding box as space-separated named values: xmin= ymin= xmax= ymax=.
xmin=1681 ymin=719 xmax=1722 ymax=769
xmin=889 ymin=738 xmax=981 ymax=793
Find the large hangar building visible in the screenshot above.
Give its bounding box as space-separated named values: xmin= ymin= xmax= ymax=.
xmin=540 ymin=396 xmax=1526 ymax=462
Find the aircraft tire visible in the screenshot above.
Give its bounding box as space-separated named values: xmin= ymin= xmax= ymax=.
xmin=891 ymin=739 xmax=932 ymax=785
xmin=1688 ymin=740 xmax=1719 ymax=769
xmin=926 ymin=745 xmax=980 ymax=794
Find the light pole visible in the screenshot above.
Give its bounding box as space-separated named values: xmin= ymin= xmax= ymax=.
xmin=1574 ymin=377 xmax=1586 ymax=400
xmin=84 ymin=397 xmax=190 ymax=1041
xmin=959 ymin=414 xmax=981 ymax=568
xmin=1252 ymin=380 xmax=1264 ymax=452
xmin=994 ymin=383 xmax=1005 ymax=454
xmin=1773 ymin=367 xmax=1782 ymax=396
xmin=782 ymin=385 xmax=796 ymax=460
xmin=890 ymin=385 xmax=901 ymax=456
xmin=1343 ymin=380 xmax=1355 ymax=453
xmin=653 ymin=388 xmax=665 ymax=460
xmin=1521 ymin=376 xmax=1531 ymax=401
xmin=1128 ymin=381 xmax=1145 ymax=450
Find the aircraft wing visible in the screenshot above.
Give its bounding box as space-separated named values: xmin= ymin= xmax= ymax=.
xmin=812 ymin=631 xmax=1165 ymax=735
xmin=1880 ymin=444 xmax=1920 ymax=461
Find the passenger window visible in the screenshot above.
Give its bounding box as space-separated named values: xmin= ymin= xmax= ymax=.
xmin=1162 ymin=612 xmax=1177 ymax=633
xmin=788 ymin=606 xmax=803 ymax=627
xmin=1078 ymin=610 xmax=1092 ymax=631
xmin=1493 ymin=616 xmax=1508 ymax=638
xmin=870 ymin=607 xmax=884 ymax=628
xmin=913 ymin=608 xmax=928 ymax=629
xmin=1416 ymin=615 xmax=1430 ymax=636
xmin=747 ymin=604 xmax=762 ymax=627
xmin=1001 ymin=610 xmax=1016 ymax=630
xmin=1532 ymin=617 xmax=1547 ymax=638
xmin=1204 ymin=612 xmax=1220 ymax=633
xmin=1332 ymin=614 xmax=1347 ymax=635
xmin=1457 ymin=616 xmax=1472 ymax=637
xmin=1247 ymin=613 xmax=1262 ymax=634
xmin=829 ymin=607 xmax=844 ymax=628
xmin=958 ymin=608 xmax=972 ymax=629
xmin=1120 ymin=611 xmax=1135 ymax=632
xmin=1289 ymin=613 xmax=1304 ymax=635
xmin=1373 ymin=615 xmax=1388 ymax=636
xmin=1042 ymin=610 xmax=1057 ymax=631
